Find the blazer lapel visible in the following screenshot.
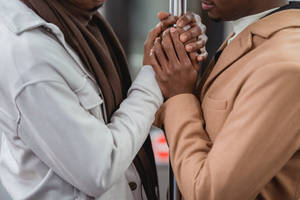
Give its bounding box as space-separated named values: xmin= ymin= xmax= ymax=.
xmin=201 ymin=29 xmax=253 ymax=99
xmin=200 ymin=9 xmax=300 ymax=100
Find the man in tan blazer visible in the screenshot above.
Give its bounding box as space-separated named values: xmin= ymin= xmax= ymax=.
xmin=150 ymin=0 xmax=300 ymax=199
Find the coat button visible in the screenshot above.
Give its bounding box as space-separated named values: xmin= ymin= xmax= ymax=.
xmin=129 ymin=182 xmax=137 ymax=191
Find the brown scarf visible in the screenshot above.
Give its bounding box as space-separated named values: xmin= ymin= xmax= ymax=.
xmin=21 ymin=0 xmax=131 ymax=120
xmin=20 ymin=0 xmax=159 ymax=199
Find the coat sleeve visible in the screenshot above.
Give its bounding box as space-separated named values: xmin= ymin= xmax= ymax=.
xmin=15 ymin=66 xmax=163 ymax=198
xmin=160 ymin=63 xmax=300 ymax=200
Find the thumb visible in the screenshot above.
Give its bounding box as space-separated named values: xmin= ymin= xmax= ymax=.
xmin=148 ymin=23 xmax=163 ymax=43
xmin=157 ymin=11 xmax=170 ymax=21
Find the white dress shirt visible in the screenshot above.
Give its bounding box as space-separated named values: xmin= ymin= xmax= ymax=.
xmin=228 ymin=7 xmax=279 ymax=44
xmin=0 ymin=0 xmax=163 ymax=199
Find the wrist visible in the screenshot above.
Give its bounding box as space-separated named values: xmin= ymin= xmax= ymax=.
xmin=165 ymin=91 xmax=195 ymax=101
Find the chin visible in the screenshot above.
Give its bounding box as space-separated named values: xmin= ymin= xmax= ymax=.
xmin=96 ymin=3 xmax=104 ymax=8
xmin=207 ymin=12 xmax=222 ymax=22
xmin=88 ymin=3 xmax=104 ymax=10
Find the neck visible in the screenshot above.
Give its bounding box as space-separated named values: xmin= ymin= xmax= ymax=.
xmin=59 ymin=0 xmax=99 ymax=26
xmin=66 ymin=0 xmax=101 ymax=11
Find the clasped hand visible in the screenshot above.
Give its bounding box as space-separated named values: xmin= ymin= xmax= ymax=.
xmin=144 ymin=12 xmax=208 ymax=100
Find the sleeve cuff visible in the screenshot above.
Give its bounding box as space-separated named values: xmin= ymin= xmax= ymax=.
xmin=131 ymin=65 xmax=163 ymax=104
xmin=159 ymin=93 xmax=202 ymax=124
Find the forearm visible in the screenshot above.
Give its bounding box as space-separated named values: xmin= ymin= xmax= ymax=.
xmin=106 ymin=65 xmax=163 ymax=182
xmin=162 ymin=94 xmax=212 ymax=199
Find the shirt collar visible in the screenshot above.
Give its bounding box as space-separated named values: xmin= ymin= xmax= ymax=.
xmin=228 ymin=7 xmax=279 ymax=44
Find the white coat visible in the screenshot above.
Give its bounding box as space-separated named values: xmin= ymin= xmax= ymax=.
xmin=0 ymin=0 xmax=163 ymax=199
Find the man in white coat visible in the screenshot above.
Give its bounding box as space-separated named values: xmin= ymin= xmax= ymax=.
xmin=0 ymin=0 xmax=207 ymax=199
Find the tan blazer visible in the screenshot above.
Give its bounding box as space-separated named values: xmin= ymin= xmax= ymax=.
xmin=158 ymin=10 xmax=300 ymax=200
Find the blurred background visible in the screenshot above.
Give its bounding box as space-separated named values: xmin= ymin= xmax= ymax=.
xmin=0 ymin=0 xmax=228 ymax=199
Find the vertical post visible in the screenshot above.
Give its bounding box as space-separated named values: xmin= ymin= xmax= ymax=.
xmin=169 ymin=0 xmax=187 ymax=17
xmin=168 ymin=2 xmax=185 ymax=199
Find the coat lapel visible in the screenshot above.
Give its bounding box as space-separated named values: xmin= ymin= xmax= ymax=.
xmin=201 ymin=30 xmax=253 ymax=99
xmin=201 ymin=9 xmax=300 ymax=99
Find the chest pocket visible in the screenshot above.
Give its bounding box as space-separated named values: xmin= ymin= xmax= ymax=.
xmin=75 ymin=77 xmax=104 ymax=121
xmin=202 ymin=96 xmax=228 ymax=141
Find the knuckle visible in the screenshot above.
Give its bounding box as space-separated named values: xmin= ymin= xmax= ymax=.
xmin=186 ymin=32 xmax=192 ymax=40
xmin=165 ymin=69 xmax=172 ymax=76
xmin=161 ymin=21 xmax=166 ymax=27
xmin=161 ymin=40 xmax=167 ymax=49
xmin=201 ymin=47 xmax=207 ymax=52
xmin=193 ymin=26 xmax=202 ymax=36
xmin=149 ymin=28 xmax=155 ymax=35
xmin=195 ymin=14 xmax=201 ymax=22
xmin=189 ymin=43 xmax=196 ymax=51
xmin=205 ymin=35 xmax=208 ymax=41
xmin=170 ymin=15 xmax=177 ymax=21
xmin=190 ymin=52 xmax=198 ymax=59
xmin=197 ymin=40 xmax=205 ymax=48
xmin=186 ymin=11 xmax=193 ymax=15
xmin=165 ymin=44 xmax=172 ymax=51
xmin=154 ymin=46 xmax=160 ymax=55
xmin=174 ymin=63 xmax=182 ymax=70
xmin=196 ymin=25 xmax=203 ymax=33
xmin=143 ymin=42 xmax=148 ymax=49
xmin=186 ymin=12 xmax=193 ymax=18
xmin=183 ymin=60 xmax=192 ymax=67
xmin=181 ymin=15 xmax=189 ymax=22
xmin=161 ymin=39 xmax=170 ymax=49
xmin=160 ymin=75 xmax=168 ymax=83
xmin=202 ymin=24 xmax=207 ymax=33
xmin=186 ymin=14 xmax=192 ymax=20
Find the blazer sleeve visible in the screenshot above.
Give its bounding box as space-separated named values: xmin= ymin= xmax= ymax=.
xmin=160 ymin=63 xmax=300 ymax=200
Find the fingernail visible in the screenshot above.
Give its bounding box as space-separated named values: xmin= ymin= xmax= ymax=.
xmin=198 ymin=56 xmax=203 ymax=62
xmin=150 ymin=49 xmax=154 ymax=55
xmin=170 ymin=27 xmax=176 ymax=33
xmin=186 ymin=45 xmax=193 ymax=52
xmin=156 ymin=22 xmax=161 ymax=28
xmin=183 ymin=25 xmax=191 ymax=31
xmin=177 ymin=20 xmax=183 ymax=27
xmin=163 ymin=30 xmax=167 ymax=36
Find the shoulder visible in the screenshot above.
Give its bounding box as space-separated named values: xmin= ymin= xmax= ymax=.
xmin=0 ymin=24 xmax=68 ymax=70
xmin=260 ymin=27 xmax=300 ymax=64
xmin=0 ymin=23 xmax=80 ymax=89
xmin=248 ymin=26 xmax=300 ymax=80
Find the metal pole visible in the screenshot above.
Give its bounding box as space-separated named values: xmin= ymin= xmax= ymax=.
xmin=169 ymin=0 xmax=187 ymax=17
xmin=168 ymin=2 xmax=186 ymax=199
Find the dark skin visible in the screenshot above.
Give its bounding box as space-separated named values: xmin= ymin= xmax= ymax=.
xmin=67 ymin=0 xmax=209 ymax=99
xmin=150 ymin=28 xmax=199 ymax=99
xmin=66 ymin=0 xmax=208 ymax=64
xmin=152 ymin=0 xmax=289 ymax=100
xmin=144 ymin=12 xmax=208 ymax=66
xmin=151 ymin=28 xmax=199 ymax=99
xmin=203 ymin=0 xmax=288 ymax=21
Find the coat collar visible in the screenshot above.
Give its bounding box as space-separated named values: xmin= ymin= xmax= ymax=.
xmin=201 ymin=9 xmax=300 ymax=99
xmin=0 ymin=0 xmax=101 ymax=85
xmin=250 ymin=9 xmax=300 ymax=38
xmin=0 ymin=0 xmax=57 ymax=35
